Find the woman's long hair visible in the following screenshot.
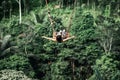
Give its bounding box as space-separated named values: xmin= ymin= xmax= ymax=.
xmin=56 ymin=35 xmax=62 ymax=43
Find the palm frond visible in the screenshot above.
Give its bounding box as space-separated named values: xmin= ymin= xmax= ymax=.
xmin=1 ymin=35 xmax=11 ymax=51
xmin=0 ymin=46 xmax=18 ymax=57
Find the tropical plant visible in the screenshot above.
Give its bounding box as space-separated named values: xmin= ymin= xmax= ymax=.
xmin=0 ymin=69 xmax=33 ymax=80
xmin=0 ymin=35 xmax=18 ymax=58
xmin=93 ymin=54 xmax=119 ymax=80
xmin=0 ymin=54 xmax=35 ymax=78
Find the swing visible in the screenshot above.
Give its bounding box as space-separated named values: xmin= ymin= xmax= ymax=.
xmin=42 ymin=0 xmax=76 ymax=43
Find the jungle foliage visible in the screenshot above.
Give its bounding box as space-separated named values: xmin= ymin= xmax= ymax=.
xmin=0 ymin=0 xmax=120 ymax=80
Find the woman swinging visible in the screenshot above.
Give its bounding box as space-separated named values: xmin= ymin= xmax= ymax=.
xmin=42 ymin=29 xmax=75 ymax=43
xmin=42 ymin=0 xmax=75 ymax=43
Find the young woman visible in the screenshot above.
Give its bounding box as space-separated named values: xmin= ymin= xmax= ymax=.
xmin=42 ymin=29 xmax=75 ymax=43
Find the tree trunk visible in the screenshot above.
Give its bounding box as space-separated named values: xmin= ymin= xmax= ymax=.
xmin=2 ymin=0 xmax=6 ymax=18
xmin=16 ymin=0 xmax=22 ymax=24
xmin=87 ymin=0 xmax=89 ymax=7
xmin=71 ymin=60 xmax=75 ymax=80
xmin=23 ymin=0 xmax=28 ymax=14
xmin=9 ymin=0 xmax=12 ymax=19
xmin=19 ymin=0 xmax=22 ymax=24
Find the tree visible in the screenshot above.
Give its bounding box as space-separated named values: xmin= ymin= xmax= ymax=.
xmin=16 ymin=0 xmax=22 ymax=24
xmin=0 ymin=54 xmax=35 ymax=78
xmin=2 ymin=0 xmax=7 ymax=18
xmin=93 ymin=54 xmax=119 ymax=80
xmin=95 ymin=15 xmax=119 ymax=53
xmin=70 ymin=10 xmax=102 ymax=79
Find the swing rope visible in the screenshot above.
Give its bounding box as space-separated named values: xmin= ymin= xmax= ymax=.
xmin=67 ymin=0 xmax=76 ymax=32
xmin=45 ymin=0 xmax=55 ymax=32
xmin=45 ymin=0 xmax=76 ymax=33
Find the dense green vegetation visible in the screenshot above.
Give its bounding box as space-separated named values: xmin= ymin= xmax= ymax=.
xmin=0 ymin=0 xmax=120 ymax=80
